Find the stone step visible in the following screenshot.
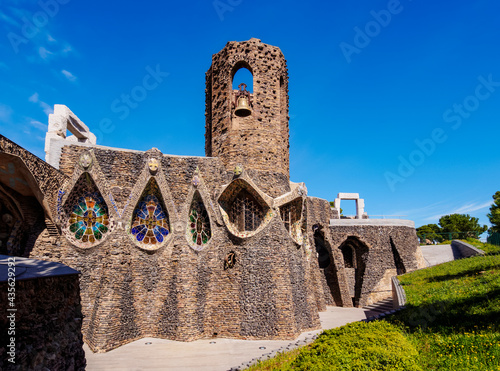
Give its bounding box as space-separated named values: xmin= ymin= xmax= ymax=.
xmin=45 ymin=219 xmax=60 ymax=237
xmin=363 ymin=298 xmax=394 ymax=314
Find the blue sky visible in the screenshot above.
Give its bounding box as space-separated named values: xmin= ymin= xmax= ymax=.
xmin=1 ymin=0 xmax=499 ymax=234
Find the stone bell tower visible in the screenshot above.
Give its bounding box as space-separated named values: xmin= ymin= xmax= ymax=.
xmin=205 ymin=38 xmax=290 ymax=195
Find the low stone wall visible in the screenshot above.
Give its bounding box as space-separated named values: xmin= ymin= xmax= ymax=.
xmin=391 ymin=276 xmax=406 ymax=309
xmin=451 ymin=240 xmax=485 ymax=258
xmin=0 ymin=256 xmax=85 ymax=371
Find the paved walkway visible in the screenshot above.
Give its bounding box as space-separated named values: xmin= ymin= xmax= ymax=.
xmin=84 ymin=306 xmax=371 ymax=371
xmin=419 ymin=244 xmax=457 ymax=266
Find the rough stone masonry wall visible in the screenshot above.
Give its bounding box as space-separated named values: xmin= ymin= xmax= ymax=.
xmin=205 ymin=38 xmax=290 ymax=195
xmin=305 ymin=197 xmax=353 ymax=308
xmin=328 ymin=224 xmax=422 ymax=306
xmin=31 ymin=144 xmax=320 ymax=352
xmin=0 ymin=275 xmax=85 ymax=371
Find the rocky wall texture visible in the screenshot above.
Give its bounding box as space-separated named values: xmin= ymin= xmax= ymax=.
xmin=305 ymin=197 xmax=353 ymax=308
xmin=328 ymin=224 xmax=422 ymax=307
xmin=0 ymin=274 xmax=85 ymax=371
xmin=31 ymin=144 xmax=321 ymax=352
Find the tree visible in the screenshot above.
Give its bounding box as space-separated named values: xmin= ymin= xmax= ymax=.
xmin=487 ymin=191 xmax=500 ymax=235
xmin=438 ymin=214 xmax=488 ymax=240
xmin=416 ymin=224 xmax=444 ymax=243
xmin=329 ymin=201 xmax=343 ymax=215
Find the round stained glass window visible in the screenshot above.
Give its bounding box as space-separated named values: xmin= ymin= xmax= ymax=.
xmin=68 ymin=193 xmax=109 ymax=244
xmin=131 ymin=195 xmax=169 ymax=245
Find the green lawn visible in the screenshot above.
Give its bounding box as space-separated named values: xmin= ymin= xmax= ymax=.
xmin=246 ymin=241 xmax=500 ymax=370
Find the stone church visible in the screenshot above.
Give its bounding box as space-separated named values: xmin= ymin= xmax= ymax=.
xmin=0 ymin=38 xmax=425 ymax=352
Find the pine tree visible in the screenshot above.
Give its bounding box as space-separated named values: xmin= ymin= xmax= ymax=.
xmin=487 ymin=191 xmax=500 ymax=234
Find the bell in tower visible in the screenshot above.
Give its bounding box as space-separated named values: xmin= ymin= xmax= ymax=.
xmin=234 ymin=83 xmax=252 ymax=117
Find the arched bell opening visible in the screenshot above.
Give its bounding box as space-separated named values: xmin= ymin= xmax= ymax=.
xmin=130 ymin=178 xmax=170 ymax=249
xmin=339 ymin=236 xmax=369 ymax=307
xmin=231 ymin=62 xmax=254 ymax=118
xmin=62 ymin=173 xmax=111 ymax=247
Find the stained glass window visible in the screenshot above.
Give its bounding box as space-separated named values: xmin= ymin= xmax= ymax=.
xmin=188 ymin=194 xmax=211 ymax=246
xmin=229 ymin=189 xmax=263 ymax=232
xmin=131 ymin=195 xmax=169 ymax=245
xmin=68 ymin=193 xmax=109 ymax=244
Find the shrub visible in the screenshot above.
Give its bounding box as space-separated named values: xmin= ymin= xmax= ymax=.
xmin=291 ymin=321 xmax=422 ymax=371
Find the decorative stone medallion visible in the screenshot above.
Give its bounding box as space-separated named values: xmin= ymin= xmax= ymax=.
xmin=192 ymin=175 xmax=200 ymax=187
xmin=148 ymin=158 xmax=159 ymax=174
xmin=234 ymin=165 xmax=243 ymax=176
xmin=79 ymin=152 xmax=93 ymax=170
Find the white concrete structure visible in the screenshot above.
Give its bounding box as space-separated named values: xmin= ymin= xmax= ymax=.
xmin=45 ymin=105 xmax=96 ymax=168
xmin=333 ymin=193 xmax=367 ymax=219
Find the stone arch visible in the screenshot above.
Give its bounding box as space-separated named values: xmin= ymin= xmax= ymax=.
xmin=339 ymin=236 xmax=369 ymax=307
xmin=0 ymin=153 xmax=53 ymax=221
xmin=231 ymin=61 xmax=254 ymax=92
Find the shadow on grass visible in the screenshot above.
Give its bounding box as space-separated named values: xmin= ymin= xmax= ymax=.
xmin=388 ymin=287 xmax=500 ymax=333
xmin=422 ymin=259 xmax=500 ymax=284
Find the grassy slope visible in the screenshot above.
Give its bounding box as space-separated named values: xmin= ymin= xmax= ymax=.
xmin=247 ymin=241 xmax=500 ymax=370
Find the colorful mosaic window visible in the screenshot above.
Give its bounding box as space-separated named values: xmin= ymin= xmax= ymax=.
xmin=68 ymin=193 xmax=109 ymax=244
xmin=188 ymin=194 xmax=211 ymax=246
xmin=229 ymin=189 xmax=263 ymax=232
xmin=131 ymin=194 xmax=170 ymax=245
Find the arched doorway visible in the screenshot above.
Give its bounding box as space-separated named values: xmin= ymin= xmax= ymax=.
xmin=339 ymin=236 xmax=369 ymax=307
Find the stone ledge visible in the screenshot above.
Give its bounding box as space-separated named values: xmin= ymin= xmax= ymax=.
xmin=391 ymin=276 xmax=406 ymax=309
xmin=451 ymin=239 xmax=485 ymax=258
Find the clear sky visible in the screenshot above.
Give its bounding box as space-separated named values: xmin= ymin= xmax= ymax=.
xmin=1 ymin=0 xmax=499 ymax=235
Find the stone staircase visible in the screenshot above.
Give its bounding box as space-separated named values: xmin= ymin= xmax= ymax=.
xmin=45 ymin=218 xmax=60 ymax=237
xmin=362 ymin=298 xmax=394 ymax=317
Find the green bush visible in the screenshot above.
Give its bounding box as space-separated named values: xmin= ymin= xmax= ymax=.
xmin=291 ymin=321 xmax=421 ymax=371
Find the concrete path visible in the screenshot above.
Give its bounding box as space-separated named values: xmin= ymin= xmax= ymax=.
xmin=419 ymin=244 xmax=458 ymax=267
xmin=84 ymin=306 xmax=370 ymax=371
